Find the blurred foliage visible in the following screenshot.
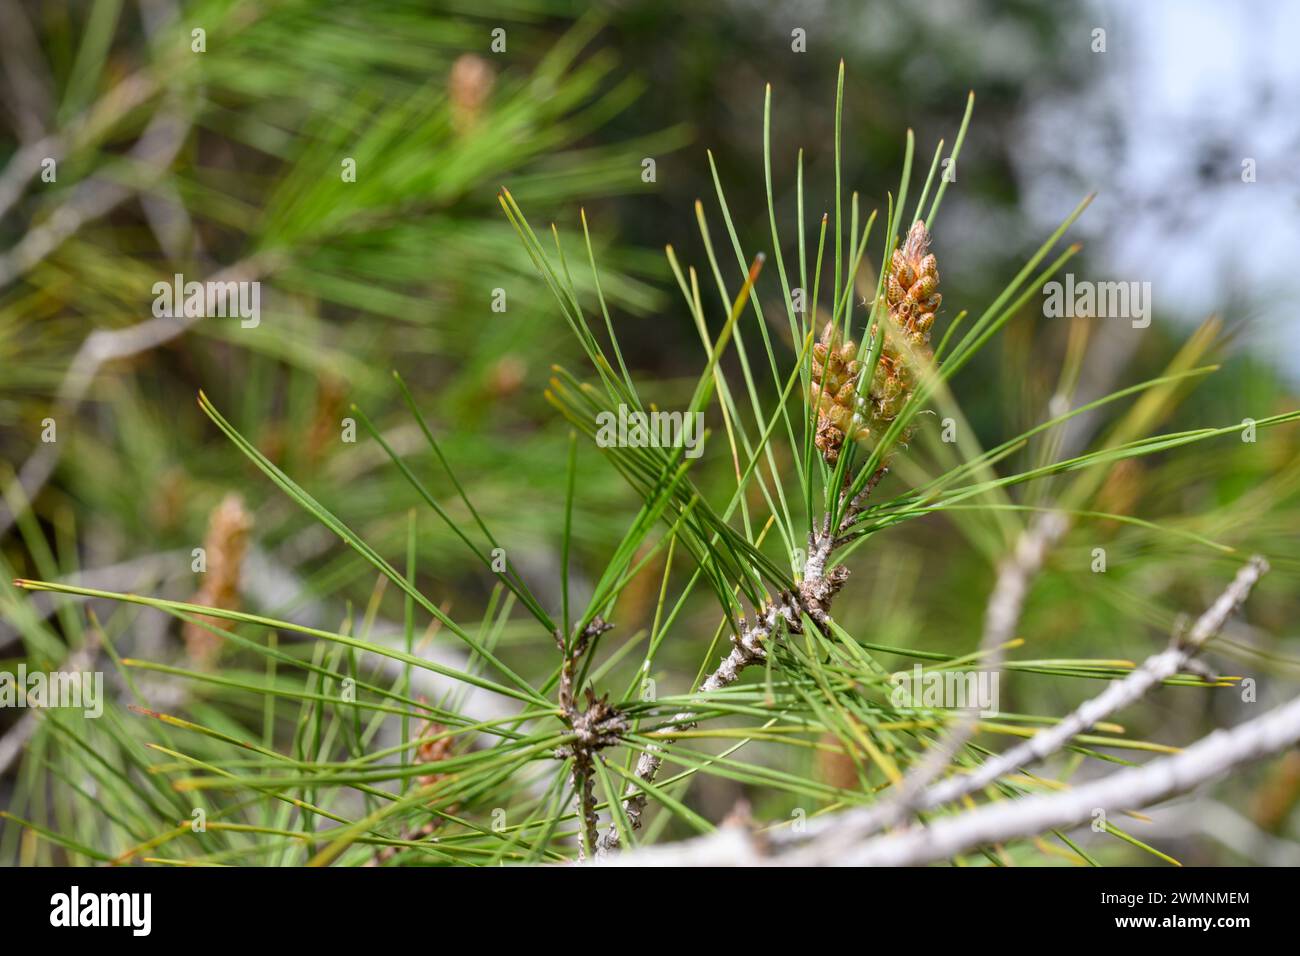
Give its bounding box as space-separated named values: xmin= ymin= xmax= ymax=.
xmin=1 ymin=0 xmax=684 ymax=598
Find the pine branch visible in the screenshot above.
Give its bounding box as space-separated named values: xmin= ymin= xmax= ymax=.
xmin=594 ymin=556 xmax=1278 ymax=866
xmin=595 ymin=471 xmax=884 ymax=854
xmin=795 ymin=554 xmax=1269 ymax=846
xmin=827 ymin=689 xmax=1300 ymax=867
xmin=555 ymin=617 xmax=624 ymax=860
xmin=599 ymin=688 xmax=1300 ymax=867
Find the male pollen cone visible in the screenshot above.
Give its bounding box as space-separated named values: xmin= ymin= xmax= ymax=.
xmin=811 ymin=219 xmax=941 ymax=466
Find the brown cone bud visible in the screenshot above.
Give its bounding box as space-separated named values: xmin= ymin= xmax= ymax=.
xmin=808 ymin=220 xmax=942 ymax=466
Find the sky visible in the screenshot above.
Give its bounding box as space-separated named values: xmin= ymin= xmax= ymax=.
xmin=1016 ymin=0 xmax=1300 ymax=377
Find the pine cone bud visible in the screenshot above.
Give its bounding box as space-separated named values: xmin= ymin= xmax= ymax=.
xmin=810 ymin=220 xmax=941 ymax=466
xmin=811 ymin=320 xmax=864 ymax=465
xmin=414 ymin=717 xmax=454 ymax=790
xmin=883 ymin=219 xmax=941 ymax=344
xmin=184 ymin=493 xmax=253 ymax=667
xmin=449 ymin=54 xmax=494 ymax=134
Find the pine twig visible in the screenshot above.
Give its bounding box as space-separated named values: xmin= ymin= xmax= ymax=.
xmin=832 ymin=688 xmax=1300 ymax=867
xmin=595 ymin=470 xmax=885 ymax=854
xmin=793 ymin=554 xmax=1270 ymax=849
xmin=554 ymin=617 xmax=625 ymax=860
xmin=599 ymin=688 xmax=1300 ymax=866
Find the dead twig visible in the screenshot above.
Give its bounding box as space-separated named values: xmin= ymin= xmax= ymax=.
xmin=880 ymin=510 xmax=1069 ymax=822
xmin=791 ymin=555 xmax=1270 ymax=851
xmin=598 ymin=688 xmax=1300 ymax=867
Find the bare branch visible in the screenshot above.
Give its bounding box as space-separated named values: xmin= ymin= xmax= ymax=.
xmin=0 ymin=99 xmax=192 ymax=286
xmin=832 ymin=690 xmax=1300 ymax=867
xmin=879 ymin=510 xmax=1069 ymax=820
xmin=0 ymin=69 xmax=157 ymax=222
xmin=597 ymin=688 xmax=1300 ymax=866
xmin=0 ymin=0 xmax=54 ymax=142
xmin=791 ymin=555 xmax=1270 ymax=851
